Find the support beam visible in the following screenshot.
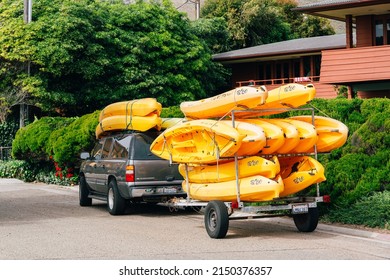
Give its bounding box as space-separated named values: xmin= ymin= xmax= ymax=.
xmin=346 ymin=14 xmax=353 ymax=48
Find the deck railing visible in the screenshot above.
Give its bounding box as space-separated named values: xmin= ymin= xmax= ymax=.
xmin=236 ymin=76 xmax=320 ymax=87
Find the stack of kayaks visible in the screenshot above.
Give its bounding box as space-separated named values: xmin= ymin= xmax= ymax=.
xmin=96 ymin=98 xmax=162 ymax=139
xmin=179 ymin=156 xmax=284 ymax=202
xmin=150 ymin=83 xmax=349 ymax=202
xmin=96 ymin=83 xmax=348 ymax=202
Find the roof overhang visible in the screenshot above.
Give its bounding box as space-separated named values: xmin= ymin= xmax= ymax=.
xmin=212 ymin=34 xmax=348 ymax=64
xmin=294 ymin=0 xmax=390 ymax=22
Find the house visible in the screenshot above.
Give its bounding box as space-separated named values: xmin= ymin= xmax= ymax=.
xmin=212 ymin=0 xmax=390 ymax=99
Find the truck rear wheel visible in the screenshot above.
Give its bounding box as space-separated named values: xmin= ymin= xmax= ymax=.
xmin=107 ymin=180 xmax=126 ymax=215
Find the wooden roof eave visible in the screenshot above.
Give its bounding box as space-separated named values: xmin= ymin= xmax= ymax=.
xmin=212 ymin=46 xmax=346 ymax=64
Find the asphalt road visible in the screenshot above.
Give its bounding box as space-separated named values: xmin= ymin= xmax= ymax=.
xmin=0 ymin=178 xmax=389 ymax=260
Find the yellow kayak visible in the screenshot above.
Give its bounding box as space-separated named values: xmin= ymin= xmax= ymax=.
xmin=281 ymin=119 xmax=318 ymax=153
xmin=161 ymin=118 xmax=187 ymax=130
xmin=239 ymin=119 xmax=285 ymax=154
xmin=99 ymin=98 xmax=162 ymax=121
xmin=182 ymin=175 xmax=284 ymax=202
xmin=150 ymin=119 xmax=245 ymax=163
xmin=221 ymin=121 xmax=266 ymax=156
xmin=289 ymin=115 xmax=348 ymax=152
xmin=179 ymin=155 xmax=280 ymax=183
xmin=279 ymin=156 xmax=326 ymax=197
xmin=263 ymin=119 xmax=300 ymax=154
xmin=235 ymin=83 xmax=316 ymax=117
xmin=95 ymin=113 xmax=162 ymax=139
xmin=180 ymin=86 xmax=268 ymax=119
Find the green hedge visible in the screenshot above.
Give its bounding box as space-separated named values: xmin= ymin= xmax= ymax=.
xmin=0 ymin=160 xmax=37 ymax=182
xmin=46 ymin=110 xmax=100 ymax=166
xmin=12 ymin=117 xmax=75 ymax=161
xmin=12 ymin=111 xmax=99 ymax=166
xmin=0 ymin=121 xmax=19 ymax=147
xmin=325 ymin=191 xmax=390 ymax=229
xmin=8 ymin=111 xmax=99 ymax=184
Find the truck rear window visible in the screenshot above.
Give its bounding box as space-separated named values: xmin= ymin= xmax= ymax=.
xmin=133 ymin=134 xmax=161 ymax=160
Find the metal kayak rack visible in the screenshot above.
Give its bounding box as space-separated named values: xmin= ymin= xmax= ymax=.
xmin=160 ymin=107 xmax=330 ymax=239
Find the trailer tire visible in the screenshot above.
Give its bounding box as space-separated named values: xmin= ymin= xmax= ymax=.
xmin=204 ymin=200 xmax=229 ymax=239
xmin=293 ymin=207 xmax=319 ymax=232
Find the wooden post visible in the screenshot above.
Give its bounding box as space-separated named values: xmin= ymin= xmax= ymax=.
xmin=346 ymin=15 xmax=353 ymax=48
xmin=348 ymin=86 xmax=353 ymax=99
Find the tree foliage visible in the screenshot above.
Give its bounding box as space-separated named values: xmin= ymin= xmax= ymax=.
xmin=201 ymin=0 xmax=335 ymax=50
xmin=190 ymin=17 xmax=231 ymax=53
xmin=0 ymin=0 xmax=228 ymax=117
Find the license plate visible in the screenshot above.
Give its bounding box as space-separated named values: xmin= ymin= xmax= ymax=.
xmin=154 ymin=187 xmax=178 ymax=194
xmin=292 ymin=204 xmax=309 ymax=214
xmin=163 ymin=187 xmax=179 ymax=193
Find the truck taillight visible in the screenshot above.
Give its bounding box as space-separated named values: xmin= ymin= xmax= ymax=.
xmin=125 ymin=165 xmax=134 ymax=182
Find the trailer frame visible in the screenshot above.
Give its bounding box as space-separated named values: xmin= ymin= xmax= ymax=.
xmin=160 ymin=106 xmax=330 ymax=238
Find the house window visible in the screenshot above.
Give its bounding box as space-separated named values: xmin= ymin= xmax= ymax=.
xmin=387 ymin=19 xmax=390 ymax=44
xmin=374 ymin=16 xmax=390 ymax=45
xmin=375 ymin=19 xmax=384 ymax=45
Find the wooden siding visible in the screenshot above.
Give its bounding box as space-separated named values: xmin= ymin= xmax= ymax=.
xmin=320 ymin=45 xmax=390 ymax=84
xmin=356 ymin=16 xmax=373 ymax=47
xmin=358 ymin=90 xmax=389 ymax=98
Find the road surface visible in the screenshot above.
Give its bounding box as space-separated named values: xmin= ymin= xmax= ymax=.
xmin=0 ymin=178 xmax=389 ymax=260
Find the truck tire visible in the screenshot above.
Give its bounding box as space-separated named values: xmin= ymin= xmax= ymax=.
xmin=107 ymin=180 xmax=126 ymax=215
xmin=204 ymin=200 xmax=229 ymax=239
xmin=79 ymin=175 xmax=92 ymax=206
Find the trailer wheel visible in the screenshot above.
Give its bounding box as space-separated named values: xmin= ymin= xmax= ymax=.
xmin=204 ymin=200 xmax=229 ymax=239
xmin=293 ymin=207 xmax=319 ymax=232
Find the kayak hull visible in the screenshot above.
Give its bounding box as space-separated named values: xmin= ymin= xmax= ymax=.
xmin=235 ymin=83 xmax=316 ymax=117
xmin=279 ymin=156 xmax=326 ymax=197
xmin=180 ymin=86 xmax=268 ymax=119
xmin=183 ymin=175 xmax=284 ymax=202
xmin=179 ymin=155 xmax=280 ymax=183
xmin=96 ymin=114 xmax=161 ymax=139
xmin=150 ymin=119 xmax=244 ymax=163
xmin=289 ymin=115 xmax=348 ymax=152
xmin=99 ymin=98 xmax=162 ymax=121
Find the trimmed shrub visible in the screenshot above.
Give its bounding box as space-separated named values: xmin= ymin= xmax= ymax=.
xmin=46 ymin=111 xmax=100 ymax=167
xmin=12 ymin=117 xmax=75 ymax=161
xmin=349 ymin=112 xmax=390 ymax=155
